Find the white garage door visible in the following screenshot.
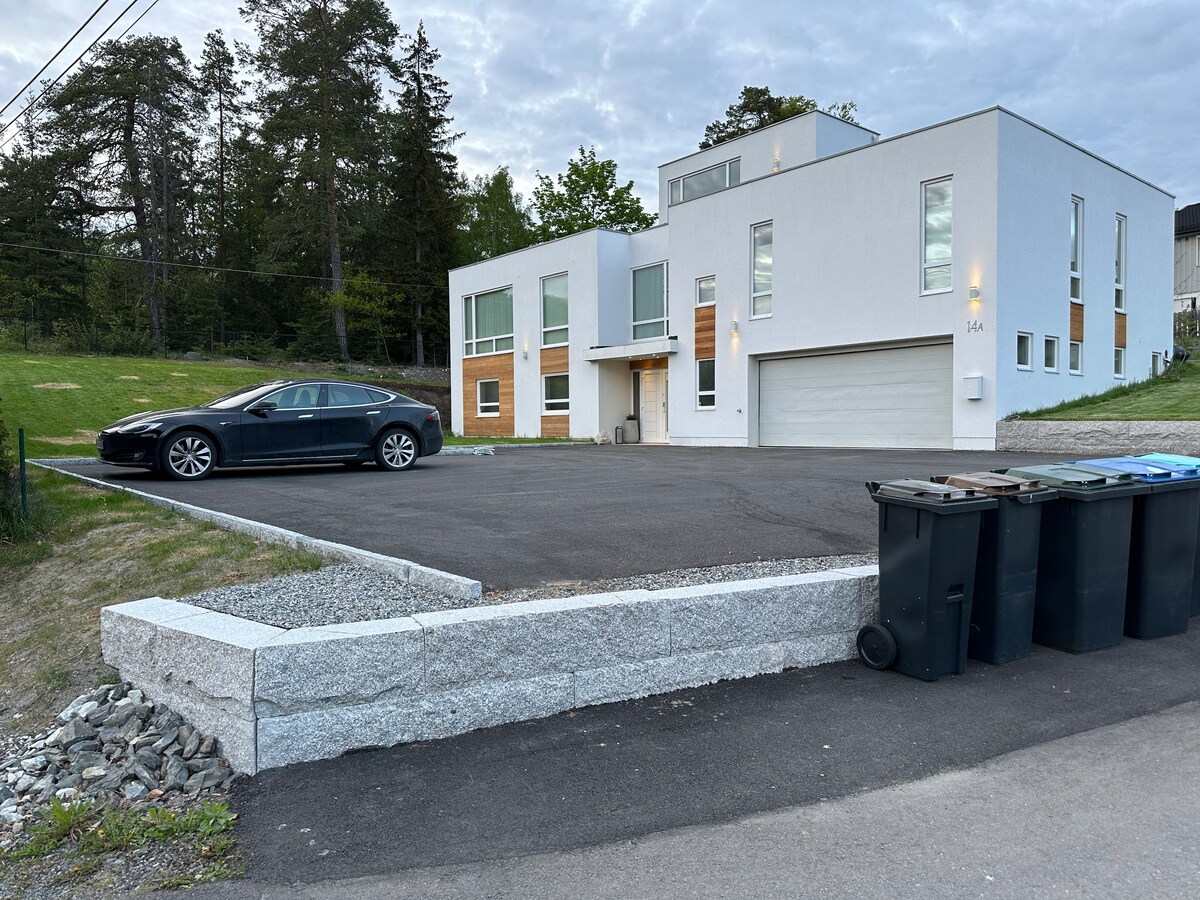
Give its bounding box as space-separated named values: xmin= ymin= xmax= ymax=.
xmin=758 ymin=343 xmax=953 ymax=449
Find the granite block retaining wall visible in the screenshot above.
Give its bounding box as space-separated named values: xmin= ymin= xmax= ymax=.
xmin=996 ymin=420 xmax=1200 ymax=455
xmin=101 ymin=566 xmax=879 ymax=774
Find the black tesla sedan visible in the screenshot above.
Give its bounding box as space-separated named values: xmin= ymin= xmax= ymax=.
xmin=96 ymin=379 xmax=443 ymax=480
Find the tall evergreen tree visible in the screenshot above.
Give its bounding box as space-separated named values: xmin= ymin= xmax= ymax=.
xmin=700 ymin=86 xmax=858 ymax=149
xmin=242 ymin=0 xmax=400 ymax=361
xmin=385 ymin=20 xmax=461 ymax=366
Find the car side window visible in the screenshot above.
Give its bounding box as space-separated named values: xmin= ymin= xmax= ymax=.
xmin=259 ymin=386 xmax=318 ymax=409
xmin=326 ymin=384 xmax=375 ymax=407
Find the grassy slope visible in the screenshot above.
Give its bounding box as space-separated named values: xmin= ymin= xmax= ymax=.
xmin=1015 ymin=361 xmax=1200 ymax=420
xmin=0 ymin=469 xmax=322 ymax=734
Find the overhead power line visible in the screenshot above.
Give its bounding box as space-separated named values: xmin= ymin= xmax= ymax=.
xmin=0 ymin=0 xmax=155 ymax=149
xmin=0 ymin=0 xmax=115 ymax=122
xmin=0 ymin=240 xmax=446 ymax=291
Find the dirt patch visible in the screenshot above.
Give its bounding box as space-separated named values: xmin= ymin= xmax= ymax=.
xmin=116 ymin=375 xmax=141 ymax=380
xmin=32 ymin=382 xmax=81 ymax=389
xmin=37 ymin=430 xmax=96 ymax=446
xmin=170 ymin=372 xmax=189 ymax=377
xmin=134 ymin=397 xmax=153 ymax=403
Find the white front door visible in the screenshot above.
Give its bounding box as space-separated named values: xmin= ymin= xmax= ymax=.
xmin=640 ymin=370 xmax=668 ymax=443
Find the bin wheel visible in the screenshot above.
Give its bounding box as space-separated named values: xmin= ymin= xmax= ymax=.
xmin=857 ymin=624 xmax=898 ymax=670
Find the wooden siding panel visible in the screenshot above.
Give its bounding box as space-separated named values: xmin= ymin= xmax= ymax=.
xmin=540 ymin=415 xmax=569 ymax=438
xmin=462 ymin=353 xmax=515 ymax=436
xmin=540 ymin=346 xmax=569 ymax=374
xmin=1070 ymin=303 xmax=1085 ymax=342
xmin=629 ymin=359 xmax=669 ymax=371
xmin=694 ymin=305 xmax=716 ymax=359
xmin=1114 ymin=312 xmax=1127 ymax=348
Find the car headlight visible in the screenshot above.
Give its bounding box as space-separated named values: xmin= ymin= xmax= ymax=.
xmin=116 ymin=421 xmax=164 ymax=434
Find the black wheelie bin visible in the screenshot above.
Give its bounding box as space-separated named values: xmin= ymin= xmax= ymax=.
xmin=860 ymin=480 xmax=996 ymax=681
xmin=1071 ymin=456 xmax=1200 ymax=639
xmin=931 ymin=471 xmax=1057 ymax=665
xmin=1001 ymin=464 xmax=1148 ymax=653
xmin=1139 ymin=452 xmax=1200 ymax=617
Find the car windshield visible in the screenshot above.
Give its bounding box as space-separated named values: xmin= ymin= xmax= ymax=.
xmin=202 ymin=382 xmax=287 ymax=409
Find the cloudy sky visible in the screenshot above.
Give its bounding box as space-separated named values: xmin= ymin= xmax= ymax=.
xmin=1 ymin=0 xmax=1197 ymax=210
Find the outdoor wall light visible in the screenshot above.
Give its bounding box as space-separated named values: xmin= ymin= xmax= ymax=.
xmin=731 ymin=319 xmax=739 ymax=333
xmin=772 ymin=155 xmax=780 ymax=173
xmin=969 ymin=285 xmax=981 ymax=302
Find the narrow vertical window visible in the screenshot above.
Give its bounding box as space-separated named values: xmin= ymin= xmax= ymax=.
xmin=1114 ymin=215 xmax=1126 ymax=311
xmin=541 ymin=273 xmax=569 ymax=346
xmin=1016 ymin=332 xmax=1032 ymax=370
xmin=1114 ymin=348 xmax=1126 ymax=378
xmin=697 ymin=359 xmax=716 ymax=408
xmin=1070 ymin=197 xmax=1083 ymax=301
xmin=751 ymin=222 xmax=773 ymax=317
xmin=477 ymin=380 xmax=500 ymax=416
xmin=1069 ymin=340 xmax=1082 ymax=374
xmin=632 ymin=263 xmax=667 ymax=339
xmin=1044 ymin=336 xmax=1059 ymax=372
xmin=921 ymin=178 xmax=952 ymax=292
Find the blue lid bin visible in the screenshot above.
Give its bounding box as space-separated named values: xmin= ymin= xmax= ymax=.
xmin=931 ymin=472 xmax=1057 ymax=666
xmin=1074 ymin=457 xmax=1200 ymax=639
xmin=861 ymin=480 xmax=997 ymax=681
xmin=1139 ymin=453 xmax=1200 ymax=618
xmin=1001 ymin=464 xmax=1149 ymax=653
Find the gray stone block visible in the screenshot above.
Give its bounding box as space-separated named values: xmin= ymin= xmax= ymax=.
xmin=254 ymin=620 xmax=426 ymax=717
xmin=664 ymin=573 xmax=862 ymax=653
xmin=416 ymin=591 xmax=666 ymax=689
xmin=256 ymin=674 xmax=574 ymax=770
xmin=575 ymin=643 xmax=790 ymax=707
xmin=406 ymin=562 xmax=482 ymax=601
xmin=779 ymin=630 xmax=859 ymax=669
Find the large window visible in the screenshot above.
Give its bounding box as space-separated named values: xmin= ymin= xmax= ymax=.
xmin=541 ymin=273 xmax=568 ymax=346
xmin=697 ymin=359 xmax=715 ymax=409
xmin=1016 ymin=332 xmax=1032 ymax=370
xmin=477 ymin=380 xmax=500 ymax=417
xmin=1114 ymin=215 xmax=1126 ymax=311
xmin=921 ymin=178 xmax=952 ymax=293
xmin=543 ymin=373 xmax=569 ymax=414
xmin=632 ymin=263 xmax=667 ymax=340
xmin=751 ymin=222 xmax=773 ymax=317
xmin=669 ymin=159 xmax=740 ymax=206
xmin=464 ymin=287 xmax=514 ymax=356
xmin=1070 ymin=197 xmax=1083 ymax=301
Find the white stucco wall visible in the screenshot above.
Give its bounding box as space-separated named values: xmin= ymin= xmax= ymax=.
xmin=994 ymin=112 xmax=1175 ymax=419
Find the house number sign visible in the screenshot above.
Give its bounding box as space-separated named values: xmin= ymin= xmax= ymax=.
xmin=966 ymin=320 xmax=985 ymax=333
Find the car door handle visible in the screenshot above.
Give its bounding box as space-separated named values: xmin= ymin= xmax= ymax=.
xmin=367 ymin=410 xmax=381 ymax=415
xmin=298 ymin=414 xmax=314 ymax=419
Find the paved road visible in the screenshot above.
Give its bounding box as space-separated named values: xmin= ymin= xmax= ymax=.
xmin=182 ymin=628 xmax=1200 ymax=898
xmin=59 ymin=446 xmax=1073 ymax=589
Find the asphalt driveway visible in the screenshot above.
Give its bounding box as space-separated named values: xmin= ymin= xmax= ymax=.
xmin=58 ymin=445 xmax=1073 ymax=589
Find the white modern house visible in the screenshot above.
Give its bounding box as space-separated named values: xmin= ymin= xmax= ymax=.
xmin=448 ymin=107 xmax=1174 ymax=450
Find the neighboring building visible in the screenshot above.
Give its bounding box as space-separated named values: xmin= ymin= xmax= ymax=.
xmin=1175 ymin=202 xmax=1200 ymax=313
xmin=448 ymin=107 xmax=1174 ymax=450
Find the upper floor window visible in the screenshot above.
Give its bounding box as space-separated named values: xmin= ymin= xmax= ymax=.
xmin=669 ymin=159 xmax=740 ymax=206
xmin=541 ymin=273 xmax=569 ymax=346
xmin=696 ymin=275 xmax=716 ymax=306
xmin=1070 ymin=197 xmax=1083 ymax=301
xmin=633 ymin=263 xmax=667 ymax=340
xmin=1016 ymin=332 xmax=1032 ymax=370
xmin=921 ymin=177 xmax=952 ymax=293
xmin=1114 ymin=215 xmax=1126 ymax=311
xmin=464 ymin=287 xmax=514 ymax=356
xmin=751 ymin=222 xmax=773 ymax=317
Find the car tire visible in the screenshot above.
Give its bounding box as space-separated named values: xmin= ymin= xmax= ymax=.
xmin=161 ymin=430 xmax=217 ymax=481
xmin=375 ymin=428 xmax=418 ymax=471
xmin=857 ymin=624 xmax=898 ymax=670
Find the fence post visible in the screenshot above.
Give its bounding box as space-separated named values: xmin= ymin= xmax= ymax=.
xmin=18 ymin=427 xmax=27 ymax=514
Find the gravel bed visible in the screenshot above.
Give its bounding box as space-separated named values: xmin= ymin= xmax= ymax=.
xmin=180 ymin=554 xmax=878 ymax=629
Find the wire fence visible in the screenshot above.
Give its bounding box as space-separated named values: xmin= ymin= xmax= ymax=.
xmin=0 ymin=316 xmax=451 ymax=368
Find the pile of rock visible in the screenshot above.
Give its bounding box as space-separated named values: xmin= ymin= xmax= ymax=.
xmin=1 ymin=683 xmax=235 ymax=838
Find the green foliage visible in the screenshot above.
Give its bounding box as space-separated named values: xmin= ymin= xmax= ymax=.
xmin=700 ymin=86 xmax=859 ymax=149
xmin=532 ymin=146 xmax=656 ymax=241
xmin=0 ymin=397 xmax=54 ymax=544
xmin=1010 ymin=361 xmax=1200 ymax=420
xmin=458 ymin=167 xmax=536 ymax=263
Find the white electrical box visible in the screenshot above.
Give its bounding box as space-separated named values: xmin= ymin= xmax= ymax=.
xmin=961 ymin=375 xmax=983 ymax=400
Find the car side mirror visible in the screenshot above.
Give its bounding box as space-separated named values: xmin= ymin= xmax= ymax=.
xmin=248 ymin=401 xmax=277 ymax=417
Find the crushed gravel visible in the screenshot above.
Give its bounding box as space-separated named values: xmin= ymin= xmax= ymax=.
xmin=181 ymin=554 xmax=878 ymax=629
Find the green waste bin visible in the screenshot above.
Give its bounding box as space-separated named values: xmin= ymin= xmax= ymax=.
xmin=931 ymin=472 xmax=1057 ymax=665
xmin=861 ymin=480 xmax=997 ymax=681
xmin=1001 ymin=464 xmax=1149 ymax=653
xmin=1139 ymin=452 xmax=1200 ymax=617
xmin=1071 ymin=457 xmax=1200 ymax=639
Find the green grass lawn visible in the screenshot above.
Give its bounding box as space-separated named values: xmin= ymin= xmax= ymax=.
xmin=1015 ymin=361 xmax=1200 ymax=420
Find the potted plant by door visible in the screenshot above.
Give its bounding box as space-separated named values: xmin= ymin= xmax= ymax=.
xmin=624 ymin=413 xmax=640 ymax=444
